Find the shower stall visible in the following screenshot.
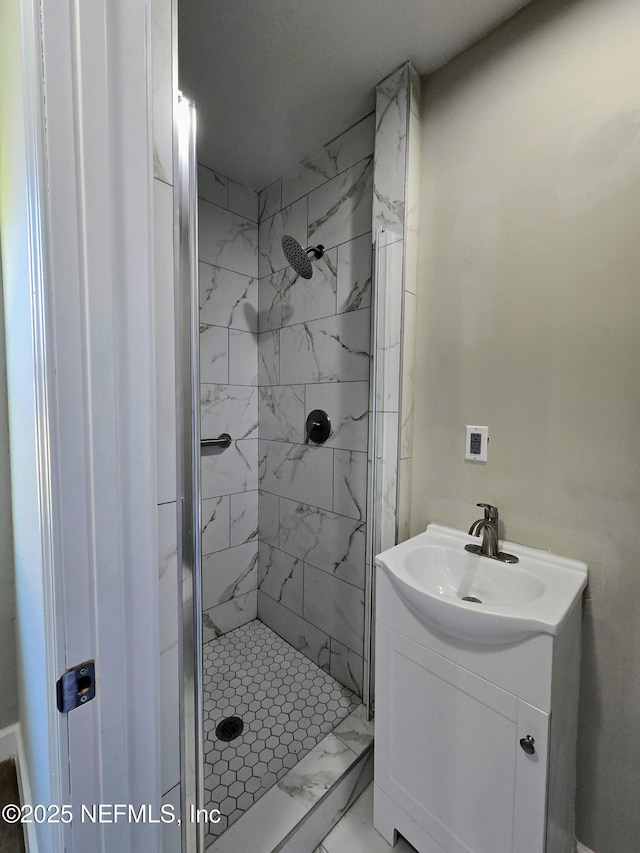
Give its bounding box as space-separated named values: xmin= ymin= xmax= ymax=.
xmin=174 ymin=60 xmax=420 ymax=852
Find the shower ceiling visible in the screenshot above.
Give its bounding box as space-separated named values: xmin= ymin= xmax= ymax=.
xmin=178 ymin=0 xmax=532 ymax=191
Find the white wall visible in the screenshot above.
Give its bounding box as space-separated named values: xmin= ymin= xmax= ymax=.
xmin=411 ymin=1 xmax=640 ymax=850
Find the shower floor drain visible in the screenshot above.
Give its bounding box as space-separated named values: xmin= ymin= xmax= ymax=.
xmin=461 ymin=595 xmax=483 ymax=604
xmin=215 ymin=716 xmax=244 ymax=743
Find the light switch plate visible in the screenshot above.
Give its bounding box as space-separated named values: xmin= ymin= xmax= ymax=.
xmin=465 ymin=425 xmax=488 ymax=462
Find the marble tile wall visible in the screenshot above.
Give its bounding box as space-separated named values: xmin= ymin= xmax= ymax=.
xmin=255 ymin=115 xmax=375 ymax=698
xmin=198 ymin=164 xmax=260 ymax=640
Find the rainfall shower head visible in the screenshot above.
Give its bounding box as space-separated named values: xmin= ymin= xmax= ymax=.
xmin=281 ymin=235 xmax=324 ymax=280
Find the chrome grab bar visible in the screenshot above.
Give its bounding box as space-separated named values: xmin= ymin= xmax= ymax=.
xmin=200 ymin=433 xmax=232 ymax=449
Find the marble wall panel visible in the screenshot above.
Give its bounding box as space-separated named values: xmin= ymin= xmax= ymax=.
xmin=258 ymin=179 xmax=282 ymax=222
xmin=373 ymin=64 xmax=408 ymax=234
xmin=202 ymin=590 xmax=258 ymax=643
xmin=201 ymin=495 xmax=230 ymax=556
xmin=200 ymin=384 xmax=258 ymax=441
xmin=337 ymin=232 xmax=372 ymax=314
xmin=308 ymin=157 xmax=373 ymax=251
xmin=258 ymin=330 xmax=280 ymax=386
xmin=198 ymin=165 xmax=227 ymax=208
xmin=201 ymin=541 xmax=258 ymax=611
xmin=201 ymin=440 xmax=258 ymax=499
xmin=200 ymin=324 xmax=229 ymax=384
xmin=228 ymin=179 xmax=259 ymax=222
xmin=305 ymin=382 xmax=369 ymax=452
xmin=230 ymin=490 xmax=259 ymax=547
xmin=258 ymin=543 xmax=303 ymax=615
xmin=259 ymin=440 xmax=333 ymax=510
xmin=333 ymin=450 xmax=367 ymax=521
xmin=258 ymin=198 xmax=307 ymax=278
xmin=329 ymin=640 xmax=364 ymax=698
xmin=257 ymin=591 xmax=331 ymax=671
xmin=258 ymin=249 xmax=337 ymax=332
xmin=258 ymin=385 xmax=305 ymax=443
xmin=279 ymin=309 xmax=370 ymax=385
xmin=158 ymin=501 xmax=178 ymax=657
xmin=303 ymin=565 xmax=364 ymax=655
xmin=282 ymin=114 xmax=375 ymax=209
xmin=150 ymin=0 xmax=172 ymax=185
xmin=199 ymin=262 xmax=258 ymax=332
xmin=198 ymin=199 xmax=258 ymax=278
xmin=229 ymin=329 xmax=258 ymax=385
xmin=376 ymin=238 xmax=404 ymax=413
xmin=279 ymin=499 xmax=366 ymax=589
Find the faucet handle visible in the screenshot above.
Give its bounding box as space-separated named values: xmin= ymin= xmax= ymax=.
xmin=477 ymin=503 xmax=498 ymax=522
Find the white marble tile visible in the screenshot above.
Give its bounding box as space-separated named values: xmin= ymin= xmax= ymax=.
xmin=199 ymin=199 xmax=258 ymax=278
xmin=279 ymin=499 xmax=366 ymax=589
xmin=158 ymin=502 xmax=178 ymax=656
xmin=150 ymin=0 xmax=172 ymax=184
xmin=410 ymin=63 xmax=422 ymax=118
xmin=160 ymin=643 xmax=180 ymax=795
xmin=281 ymin=113 xmax=375 ymax=208
xmin=337 ymin=232 xmax=372 ymax=313
xmin=201 ymin=541 xmax=258 ymax=610
xmin=400 ymin=290 xmax=416 ymax=459
xmin=308 ymin=157 xmax=373 ymax=251
xmin=198 ymin=164 xmax=228 ymax=208
xmin=228 ymin=329 xmax=258 ymax=385
xmin=317 ymin=783 xmax=418 ymax=853
xmin=200 ymin=384 xmax=258 ymax=441
xmin=373 ymin=64 xmax=408 ymax=234
xmin=333 ymin=703 xmax=373 ymax=754
xmin=200 ymin=324 xmax=229 ymax=384
xmin=377 ymin=239 xmax=404 ymax=412
xmin=201 ymin=439 xmax=258 ymax=498
xmin=258 ymin=330 xmax=280 ymax=385
xmin=306 ymin=381 xmax=369 ymax=452
xmin=258 ymin=385 xmax=305 ymax=442
xmin=228 ymin=179 xmax=258 ymax=223
xmin=161 ymin=784 xmax=181 ymax=851
xmin=230 ymin=490 xmax=258 ymax=546
xmin=405 ymin=111 xmax=421 ymax=291
xmin=258 ymin=543 xmax=303 ymax=615
xmin=280 ymin=309 xmax=371 ymax=385
xmin=154 ymin=180 xmax=177 ymax=503
xmin=259 ymin=440 xmax=333 ymax=510
xmin=257 ymin=592 xmax=331 ymax=671
xmin=397 ymin=457 xmax=412 ymax=545
xmin=199 ymin=262 xmax=258 ymax=332
xmin=258 ymin=198 xmax=307 ymax=278
xmin=258 ymin=248 xmax=337 ymax=332
xmin=278 ymin=733 xmax=356 ymax=804
xmin=202 ymin=590 xmax=257 ymax=642
xmin=201 ymin=495 xmax=230 ymax=556
xmin=303 ymin=564 xmax=364 ymax=655
xmin=258 ymin=178 xmax=282 ymax=222
xmin=333 ymin=450 xmax=367 ymax=521
xmin=330 ymin=640 xmax=365 ymax=698
xmin=378 ymin=412 xmax=399 ymax=553
xmin=258 ymin=490 xmax=280 ymax=548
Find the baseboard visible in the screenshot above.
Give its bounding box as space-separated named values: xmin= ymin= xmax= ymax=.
xmin=0 ymin=722 xmax=19 ymax=763
xmin=577 ymin=842 xmax=595 ymax=853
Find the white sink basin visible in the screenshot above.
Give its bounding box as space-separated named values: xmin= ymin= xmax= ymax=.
xmin=375 ymin=524 xmax=587 ymax=645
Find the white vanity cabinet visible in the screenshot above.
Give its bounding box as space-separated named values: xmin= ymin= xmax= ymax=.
xmin=373 ymin=542 xmax=585 ymax=853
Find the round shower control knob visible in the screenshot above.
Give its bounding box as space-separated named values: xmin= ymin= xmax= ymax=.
xmin=519 ymin=735 xmax=536 ymax=755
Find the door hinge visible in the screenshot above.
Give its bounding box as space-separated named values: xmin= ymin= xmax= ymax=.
xmin=56 ymin=660 xmax=96 ymax=713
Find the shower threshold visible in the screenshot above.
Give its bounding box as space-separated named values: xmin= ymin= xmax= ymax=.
xmin=202 ymin=620 xmax=373 ymax=851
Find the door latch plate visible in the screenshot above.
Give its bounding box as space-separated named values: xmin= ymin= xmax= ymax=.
xmin=56 ymin=660 xmax=96 ymax=713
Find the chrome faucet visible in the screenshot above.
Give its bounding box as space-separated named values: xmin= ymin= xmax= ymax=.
xmin=465 ymin=503 xmax=519 ymax=563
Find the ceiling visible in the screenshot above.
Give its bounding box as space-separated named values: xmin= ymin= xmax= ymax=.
xmin=178 ymin=0 xmax=532 ymax=192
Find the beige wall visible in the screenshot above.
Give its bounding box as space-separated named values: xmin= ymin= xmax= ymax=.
xmin=0 ymin=262 xmax=17 ymax=731
xmin=411 ymin=0 xmax=640 ymax=850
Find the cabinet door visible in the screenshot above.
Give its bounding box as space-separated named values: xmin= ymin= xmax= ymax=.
xmin=376 ymin=626 xmax=549 ymax=853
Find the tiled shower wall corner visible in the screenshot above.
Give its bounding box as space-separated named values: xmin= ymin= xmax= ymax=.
xmin=256 ymin=113 xmax=375 ymax=698
xmin=198 ymin=166 xmax=260 ymax=641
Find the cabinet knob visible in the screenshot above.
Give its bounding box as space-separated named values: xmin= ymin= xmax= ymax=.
xmin=519 ymin=735 xmax=536 ymax=755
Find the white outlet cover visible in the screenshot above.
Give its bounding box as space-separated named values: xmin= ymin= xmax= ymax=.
xmin=465 ymin=425 xmax=488 ymax=462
